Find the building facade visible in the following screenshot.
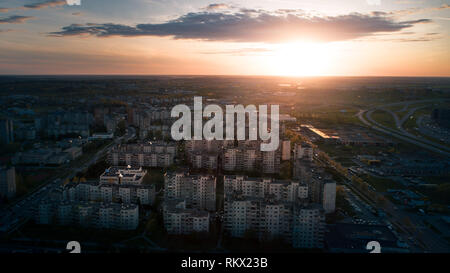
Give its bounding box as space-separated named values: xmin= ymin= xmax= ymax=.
xmin=108 ymin=142 xmax=176 ymax=168
xmin=36 ymin=201 xmax=139 ymax=230
xmin=163 ymin=200 xmax=210 ymax=235
xmin=0 ymin=166 xmax=16 ymax=200
xmin=164 ymin=171 xmax=216 ymax=211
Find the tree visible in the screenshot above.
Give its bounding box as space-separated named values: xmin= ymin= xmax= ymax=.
xmin=280 ymin=161 xmax=292 ymax=179
xmin=145 ymin=218 xmax=159 ymax=234
xmin=243 ymin=229 xmax=258 ymax=242
xmin=377 ymin=196 xmax=387 ymax=207
xmin=115 ymin=120 xmax=126 ymax=137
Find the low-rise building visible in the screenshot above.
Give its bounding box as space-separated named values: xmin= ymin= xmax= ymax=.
xmin=99 ymin=166 xmax=147 ymax=185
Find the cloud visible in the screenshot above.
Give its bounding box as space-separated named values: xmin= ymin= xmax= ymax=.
xmin=205 ymin=3 xmax=230 ymax=11
xmin=0 ymin=1 xmax=67 ymax=13
xmin=200 ymin=48 xmax=272 ymax=56
xmin=49 ymin=9 xmax=432 ymax=43
xmin=0 ymin=15 xmax=34 ymax=24
xmin=0 ymin=29 xmax=13 ymax=33
xmin=379 ymin=3 xmax=450 ymax=16
xmin=23 ymin=0 xmax=67 ymax=10
xmin=378 ymin=36 xmax=440 ymax=42
xmin=394 ymin=0 xmax=419 ymax=4
xmin=366 ymin=0 xmax=381 ymax=6
xmin=399 ymin=18 xmax=431 ymax=24
xmin=72 ymin=12 xmax=82 ymax=16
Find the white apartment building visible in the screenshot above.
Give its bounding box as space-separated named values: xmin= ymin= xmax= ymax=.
xmin=298 ymin=184 xmax=309 ymax=199
xmin=224 ymin=176 xmax=309 ymax=203
xmin=186 ymin=140 xmax=281 ymax=174
xmin=185 ymin=140 xmax=222 ymax=155
xmin=191 ymin=152 xmax=218 ymax=170
xmin=322 ymin=181 xmax=336 ymax=214
xmin=243 ymin=149 xmax=258 ymax=171
xmin=108 ymin=142 xmax=176 ymax=168
xmin=163 ymin=200 xmax=209 ymax=235
xmin=36 ymin=201 xmax=139 ymax=230
xmin=281 ymin=140 xmax=291 ymax=161
xmin=224 ymin=196 xmax=325 ymax=249
xmin=261 ymin=150 xmax=281 ymax=174
xmin=62 ymin=181 xmax=156 ymax=205
xmin=223 ymin=148 xmax=280 ymax=174
xmin=164 ymin=172 xmax=216 ymax=211
xmin=223 ymin=148 xmax=240 ymax=171
xmin=223 ymin=198 xmax=292 ymax=239
xmin=292 ymin=205 xmax=325 ymax=249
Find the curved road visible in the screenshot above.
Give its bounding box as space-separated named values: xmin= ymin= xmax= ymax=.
xmin=357 ymin=99 xmax=450 ymax=157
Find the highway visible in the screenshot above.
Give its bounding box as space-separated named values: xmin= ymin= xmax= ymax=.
xmin=317 ymin=153 xmax=450 ymax=252
xmin=356 ymin=99 xmax=450 ymax=156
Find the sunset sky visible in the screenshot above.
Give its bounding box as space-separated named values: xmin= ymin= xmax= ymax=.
xmin=0 ymin=0 xmax=449 ymax=76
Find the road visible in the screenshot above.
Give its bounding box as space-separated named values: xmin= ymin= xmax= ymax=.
xmin=0 ymin=127 xmax=136 ymax=234
xmin=417 ymin=115 xmax=450 ymax=143
xmin=357 ymin=100 xmax=450 ymax=157
xmin=315 ymin=153 xmax=450 ymax=253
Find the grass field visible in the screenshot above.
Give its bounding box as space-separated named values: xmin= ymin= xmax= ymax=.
xmin=371 ymin=109 xmax=397 ymax=130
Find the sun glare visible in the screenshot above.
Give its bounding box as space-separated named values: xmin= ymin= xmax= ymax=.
xmin=270 ymin=42 xmax=330 ymax=77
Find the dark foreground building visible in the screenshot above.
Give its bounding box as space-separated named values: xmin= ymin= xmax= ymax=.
xmin=432 ymin=108 xmax=450 ymax=128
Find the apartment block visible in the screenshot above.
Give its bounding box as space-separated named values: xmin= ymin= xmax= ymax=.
xmin=224 ymin=195 xmax=325 ymax=248
xmin=322 ymin=181 xmax=336 ymax=214
xmin=36 ymin=201 xmax=139 ymax=230
xmin=292 ymin=205 xmax=325 ymax=249
xmin=281 ymin=140 xmax=291 ymax=161
xmin=61 ymin=181 xmax=156 ymax=205
xmin=190 ymin=152 xmax=219 ymax=170
xmin=294 ymin=143 xmax=314 ymax=161
xmin=163 ymin=200 xmax=210 ymax=235
xmin=164 ymin=171 xmax=216 ymax=211
xmin=224 ymin=175 xmax=309 ymax=203
xmin=108 ymin=142 xmax=176 ymax=168
xmin=185 ymin=140 xmax=281 ymax=174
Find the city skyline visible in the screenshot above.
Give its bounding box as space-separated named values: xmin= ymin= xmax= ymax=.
xmin=0 ymin=0 xmax=449 ymax=76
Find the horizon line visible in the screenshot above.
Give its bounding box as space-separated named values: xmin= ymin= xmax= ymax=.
xmin=0 ymin=74 xmax=449 ymax=78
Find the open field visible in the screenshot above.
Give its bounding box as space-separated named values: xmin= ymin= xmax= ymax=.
xmin=371 ymin=109 xmax=397 ymax=130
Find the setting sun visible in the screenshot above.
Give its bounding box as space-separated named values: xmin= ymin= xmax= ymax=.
xmin=270 ymin=42 xmax=331 ymax=76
